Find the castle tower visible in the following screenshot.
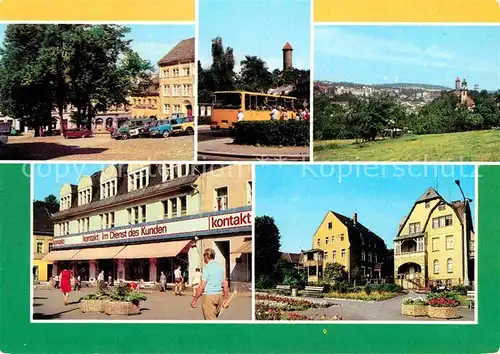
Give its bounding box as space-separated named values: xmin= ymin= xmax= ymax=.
xmin=461 ymin=78 xmax=468 ymax=105
xmin=282 ymin=42 xmax=293 ymax=71
xmin=455 ymin=77 xmax=461 ymax=91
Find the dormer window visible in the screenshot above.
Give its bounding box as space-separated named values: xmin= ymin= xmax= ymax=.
xmin=101 ymin=179 xmax=117 ymax=199
xmin=60 ymin=195 xmax=71 ymax=211
xmin=128 ymin=167 xmax=149 ymax=192
xmin=78 ymin=187 xmax=92 ymax=206
xmin=162 ymin=164 xmax=190 ymax=182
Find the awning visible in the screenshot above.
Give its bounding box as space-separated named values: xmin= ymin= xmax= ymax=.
xmin=232 ymin=241 xmax=252 ymax=254
xmin=113 ymin=240 xmax=191 ymax=259
xmin=71 ymin=246 xmax=125 ymax=261
xmin=43 ymin=249 xmax=81 ymax=261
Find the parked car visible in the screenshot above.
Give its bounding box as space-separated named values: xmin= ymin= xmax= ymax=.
xmin=137 ymin=119 xmax=159 ymax=138
xmin=0 ymin=122 xmax=12 ymax=146
xmin=63 ymin=128 xmax=93 ymax=139
xmin=112 ymin=118 xmax=153 ymax=140
xmin=171 ymin=116 xmax=194 ymax=135
xmin=149 ymin=119 xmax=173 ymax=138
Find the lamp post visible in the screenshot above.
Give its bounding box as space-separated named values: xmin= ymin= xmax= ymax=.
xmin=455 ymin=180 xmax=469 ymax=286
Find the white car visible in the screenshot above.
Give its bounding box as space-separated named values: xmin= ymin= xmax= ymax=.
xmin=0 ymin=122 xmax=11 ymax=146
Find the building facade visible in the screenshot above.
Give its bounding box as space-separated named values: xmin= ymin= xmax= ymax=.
xmin=130 ymin=74 xmax=161 ymax=118
xmin=33 ymin=204 xmax=54 ymax=282
xmin=394 ymin=187 xmax=475 ymax=289
xmin=158 ymin=38 xmax=195 ymax=118
xmin=301 ymin=211 xmax=387 ymax=283
xmin=45 ymin=164 xmax=252 ymax=292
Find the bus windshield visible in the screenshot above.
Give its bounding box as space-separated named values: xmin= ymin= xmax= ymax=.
xmin=214 ymin=92 xmax=242 ymax=109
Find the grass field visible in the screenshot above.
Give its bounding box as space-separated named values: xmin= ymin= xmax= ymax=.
xmin=314 ymin=130 xmax=500 ymax=161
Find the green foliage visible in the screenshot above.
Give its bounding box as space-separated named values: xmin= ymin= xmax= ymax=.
xmin=233 ymin=120 xmax=310 ymax=146
xmin=277 ymin=259 xmax=306 ymax=290
xmin=450 ymin=285 xmax=471 ymax=295
xmin=323 ymin=262 xmax=347 ymax=284
xmin=255 ymin=275 xmax=275 ymax=290
xmin=364 ymin=284 xmax=372 ymax=295
xmin=33 ymin=194 xmax=59 ymax=214
xmin=238 ymin=56 xmax=273 ymax=93
xmin=255 ymin=216 xmax=282 ymax=282
xmin=81 ymin=292 xmax=109 ymax=301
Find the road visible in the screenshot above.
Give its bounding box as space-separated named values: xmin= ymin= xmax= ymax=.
xmin=33 ymin=288 xmax=252 ymax=321
xmin=1 ymin=134 xmax=194 ymax=160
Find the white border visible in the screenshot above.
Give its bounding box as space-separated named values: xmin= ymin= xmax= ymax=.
xmin=309 ymin=0 xmax=314 ymax=161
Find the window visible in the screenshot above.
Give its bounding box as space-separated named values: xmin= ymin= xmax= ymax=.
xmin=438 ymin=204 xmax=446 ymax=211
xmin=328 ymin=222 xmax=332 ymax=229
xmin=425 ymin=201 xmax=430 ymax=208
xmin=325 ymin=236 xmax=329 ymax=245
xmin=340 ymin=234 xmax=345 ymax=242
xmin=433 ymin=260 xmax=439 ymax=274
xmin=183 ymin=67 xmax=190 ymax=76
xmin=432 ymin=215 xmax=453 ymax=229
xmin=331 ymin=236 xmax=335 ymax=242
xmin=368 ymin=252 xmax=372 ymax=262
xmin=133 ymin=206 xmax=139 ymax=224
xmin=173 ymin=68 xmax=179 ymax=77
xmin=332 ymin=250 xmax=336 ymax=260
xmin=361 ymin=236 xmax=365 ymax=245
xmin=140 ymin=205 xmax=146 ymax=223
xmin=101 ymin=179 xmax=117 ymax=199
xmin=164 ymin=104 xmax=170 ymax=114
xmin=78 ymin=187 xmax=92 ymax=206
xmin=432 ymin=237 xmax=439 ymax=251
xmin=129 ymin=168 xmax=149 ymax=191
xmin=324 ymin=253 xmax=328 ymax=261
xmin=163 ymin=69 xmax=169 ymax=78
xmin=36 ymin=242 xmax=43 ymax=253
xmin=172 ymin=85 xmax=180 ymax=96
xmin=182 ymin=84 xmax=189 ymax=96
xmin=173 ymin=104 xmax=181 ymax=113
xmin=127 ymin=208 xmax=132 ymax=225
xmin=316 ymin=239 xmax=320 ymax=247
xmin=179 ymin=196 xmax=187 ymax=216
xmin=374 ymin=253 xmax=377 ymax=263
xmin=447 ymin=258 xmax=453 ymax=273
xmin=215 ymin=187 xmax=228 ymax=211
xmin=445 ymin=279 xmax=452 ymax=287
xmin=162 ymin=201 xmax=168 ymax=219
xmin=246 ymin=181 xmax=252 ymax=205
xmin=361 ymin=250 xmax=366 ymax=261
xmin=171 ymin=198 xmax=178 ymax=217
xmin=409 ymin=222 xmax=421 ymax=235
xmin=163 ymin=85 xmax=169 ymax=96
xmin=341 ymin=249 xmax=345 ymax=258
xmin=48 ymin=243 xmax=53 ymax=252
xmin=446 ymin=235 xmax=454 ymax=250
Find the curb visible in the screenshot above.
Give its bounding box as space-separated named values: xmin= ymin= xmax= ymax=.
xmin=198 ymin=150 xmax=310 ymax=161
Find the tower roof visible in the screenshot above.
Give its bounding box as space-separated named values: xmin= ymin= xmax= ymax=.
xmin=416 ymin=187 xmax=442 ymax=203
xmin=282 ymin=42 xmax=293 ymax=50
xmin=456 ymin=77 xmax=461 ymax=81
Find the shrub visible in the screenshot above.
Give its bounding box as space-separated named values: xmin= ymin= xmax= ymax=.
xmin=381 ymin=283 xmax=403 ymax=293
xmin=364 ymin=285 xmax=372 ymax=295
xmin=256 ymin=275 xmax=275 ymax=290
xmin=450 ymin=285 xmax=469 ymax=295
xmin=198 ymin=116 xmax=211 ymax=125
xmin=403 ymin=297 xmax=428 ymax=305
xmin=233 ymin=120 xmax=310 ymax=147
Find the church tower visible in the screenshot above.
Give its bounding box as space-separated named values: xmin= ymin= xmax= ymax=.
xmin=282 ymin=42 xmax=293 ymax=71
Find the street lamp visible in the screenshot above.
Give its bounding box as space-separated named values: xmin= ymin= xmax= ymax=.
xmin=454 ymin=180 xmax=469 ymax=286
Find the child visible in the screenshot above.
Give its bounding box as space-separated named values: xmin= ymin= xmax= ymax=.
xmin=191 ymin=268 xmax=202 ymax=297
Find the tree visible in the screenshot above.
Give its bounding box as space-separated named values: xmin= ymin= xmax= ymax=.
xmin=33 ymin=194 xmax=59 ymax=214
xmin=323 ymin=262 xmax=347 ymax=284
xmin=255 ymin=216 xmax=282 ymax=281
xmin=238 ymin=56 xmax=273 ymax=93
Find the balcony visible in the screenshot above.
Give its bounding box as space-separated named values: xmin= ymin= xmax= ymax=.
xmin=397 ymin=231 xmax=427 ymax=240
xmin=302 ymin=259 xmax=323 ymax=267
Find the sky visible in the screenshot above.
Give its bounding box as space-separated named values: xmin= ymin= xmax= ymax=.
xmin=0 ymin=24 xmax=195 ymax=72
xmin=33 ymin=164 xmax=105 ymax=201
xmin=199 ymin=0 xmax=310 ymax=72
xmin=256 ymin=164 xmax=476 ymax=253
xmin=315 ymin=26 xmax=500 ymax=91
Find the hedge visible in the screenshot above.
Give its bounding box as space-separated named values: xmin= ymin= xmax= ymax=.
xmin=233 ymin=120 xmax=310 ymax=146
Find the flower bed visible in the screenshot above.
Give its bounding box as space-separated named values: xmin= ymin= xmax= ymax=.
xmin=325 ymin=291 xmax=399 ymax=301
xmin=80 ymin=282 xmax=147 ymax=316
xmin=401 ymin=297 xmax=428 ymax=317
xmin=255 ymin=294 xmax=330 ymax=311
xmin=255 ymin=303 xmax=343 ymax=321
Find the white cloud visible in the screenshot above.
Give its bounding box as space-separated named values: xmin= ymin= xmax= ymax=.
xmin=315 ymin=27 xmax=497 ymax=74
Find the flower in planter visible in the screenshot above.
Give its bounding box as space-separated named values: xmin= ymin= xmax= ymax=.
xmin=403 ymin=297 xmax=428 ymax=305
xmin=428 ymin=297 xmax=459 ymax=307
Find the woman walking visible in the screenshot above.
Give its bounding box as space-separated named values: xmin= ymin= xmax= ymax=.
xmin=59 ymin=267 xmax=73 ymax=305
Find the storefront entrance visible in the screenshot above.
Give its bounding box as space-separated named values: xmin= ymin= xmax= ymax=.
xmin=98 ymin=259 xmax=115 ymax=282
xmin=156 ymin=254 xmax=189 ymax=283
xmin=74 ymin=261 xmax=89 ymax=281
xmin=215 ymin=240 xmax=230 ymax=285
xmin=126 ymin=259 xmax=150 ymax=281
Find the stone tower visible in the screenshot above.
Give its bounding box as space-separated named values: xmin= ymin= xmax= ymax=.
xmin=282 ymin=42 xmax=293 ymax=71
xmin=461 ymin=78 xmax=468 ymax=105
xmin=455 ymin=77 xmax=461 ymax=91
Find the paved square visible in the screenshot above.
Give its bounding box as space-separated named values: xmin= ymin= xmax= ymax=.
xmin=33 ymin=288 xmax=252 ymax=321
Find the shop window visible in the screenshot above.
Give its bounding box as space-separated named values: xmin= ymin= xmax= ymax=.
xmin=446 ymin=235 xmax=454 ymax=250
xmin=215 ymin=187 xmax=228 ymax=211
xmin=36 ymin=242 xmax=43 ymax=253
xmin=246 ymin=181 xmax=252 ymax=205
xmin=179 ymin=196 xmax=187 ymax=216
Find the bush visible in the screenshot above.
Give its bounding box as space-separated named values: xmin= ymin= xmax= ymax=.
xmin=256 ymin=275 xmax=275 ymax=290
xmin=364 ymin=285 xmax=372 ymax=295
xmin=198 ymin=116 xmax=211 ymax=125
xmin=450 ymin=285 xmax=470 ymax=295
xmin=233 ymin=120 xmax=310 ymax=147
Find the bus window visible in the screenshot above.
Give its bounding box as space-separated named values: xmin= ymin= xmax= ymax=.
xmin=256 ymin=95 xmax=268 ymax=110
xmin=214 ymin=92 xmax=242 ymax=109
xmin=245 ymin=94 xmax=252 ymax=110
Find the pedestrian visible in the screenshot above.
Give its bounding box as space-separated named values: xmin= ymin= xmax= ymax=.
xmin=77 ymin=275 xmax=81 ymax=290
xmin=191 ymin=267 xmax=202 ymax=297
xmin=270 ymin=106 xmax=279 ymax=120
xmin=174 ymin=265 xmax=183 ymax=295
xmin=73 ymin=274 xmax=79 ymax=291
xmin=237 ymin=109 xmax=244 ymax=122
xmin=304 ymin=108 xmax=310 ymax=121
xmin=53 ymin=274 xmax=59 ymax=289
xmin=280 ymin=108 xmax=288 ymax=121
xmin=160 ymin=271 xmax=167 ymax=292
xmin=290 ymin=109 xmax=297 ymax=120
xmin=59 ymin=267 xmax=73 ymax=306
xmin=108 ymin=273 xmax=113 ymax=286
xmin=190 ymin=248 xmax=229 ymax=320
xmin=97 ymin=270 xmax=105 ymax=292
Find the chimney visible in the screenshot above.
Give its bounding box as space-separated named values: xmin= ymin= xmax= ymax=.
xmin=353 ymin=212 xmax=358 ymax=225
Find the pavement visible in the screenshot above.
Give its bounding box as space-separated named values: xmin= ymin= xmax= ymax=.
xmin=197 ymin=125 xmax=310 ymax=161
xmin=297 ymin=294 xmax=475 ymax=321
xmin=1 ymin=134 xmax=194 ymax=160
xmin=33 ymin=288 xmax=252 ymax=321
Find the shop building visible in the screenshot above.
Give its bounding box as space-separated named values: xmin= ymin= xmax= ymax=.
xmin=33 ymin=204 xmax=54 ymax=282
xmin=394 ymin=187 xmax=475 ymax=289
xmin=130 ymin=74 xmax=161 ymax=119
xmin=44 ymin=164 xmax=252 ymax=291
xmin=301 ymin=211 xmax=387 ymax=283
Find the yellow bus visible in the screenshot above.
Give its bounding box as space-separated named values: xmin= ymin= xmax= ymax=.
xmin=210 ymin=91 xmax=298 ymax=130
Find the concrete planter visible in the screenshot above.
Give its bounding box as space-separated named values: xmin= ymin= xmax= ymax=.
xmin=428 ymin=306 xmax=460 ymax=319
xmin=104 ymin=301 xmax=140 ymax=316
xmin=81 ymin=299 xmax=108 ymax=313
xmin=401 ymin=304 xmax=428 ymax=317
xmin=291 ymin=289 xmax=298 ymax=297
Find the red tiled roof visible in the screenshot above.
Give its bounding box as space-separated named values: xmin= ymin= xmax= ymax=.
xmin=158 ymin=38 xmax=195 ymax=66
xmin=282 ymin=42 xmax=293 ymax=50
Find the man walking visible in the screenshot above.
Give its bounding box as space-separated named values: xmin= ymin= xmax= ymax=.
xmin=190 ymin=248 xmax=229 ymax=320
xmin=160 ymin=271 xmax=167 ymax=292
xmin=174 ymin=265 xmax=183 ymax=295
